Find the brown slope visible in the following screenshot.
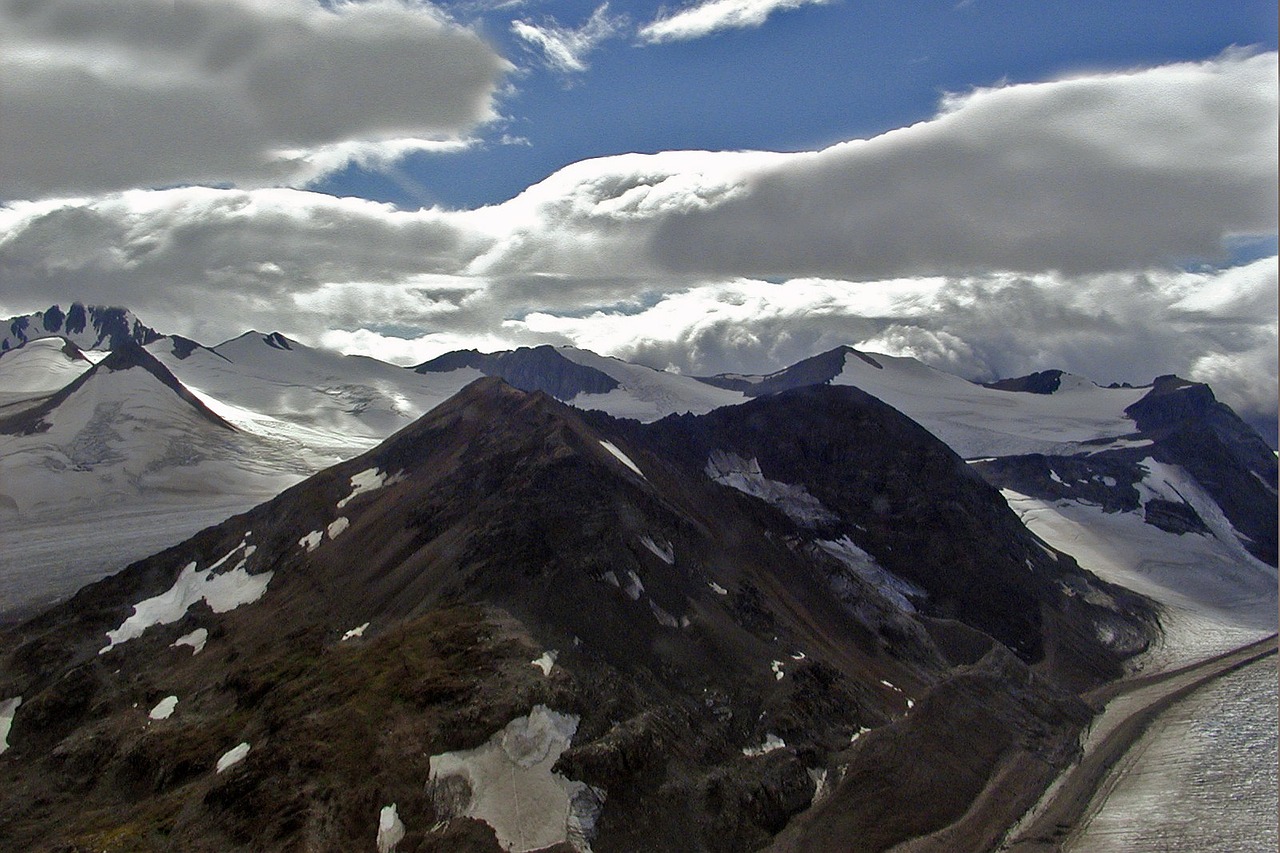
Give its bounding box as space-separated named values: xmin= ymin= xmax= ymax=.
xmin=0 ymin=378 xmax=1158 ymax=852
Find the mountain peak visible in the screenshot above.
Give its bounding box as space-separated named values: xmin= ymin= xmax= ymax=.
xmin=2 ymin=303 xmax=162 ymax=353
xmin=413 ymin=345 xmax=620 ymax=401
xmin=0 ymin=340 xmax=233 ymax=436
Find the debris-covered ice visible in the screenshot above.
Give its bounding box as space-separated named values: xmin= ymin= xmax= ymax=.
xmin=428 ymin=705 xmax=602 ymax=852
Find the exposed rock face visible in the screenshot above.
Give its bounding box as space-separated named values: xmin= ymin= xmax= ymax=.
xmin=698 ymin=346 xmax=881 ymax=396
xmin=413 ymin=345 xmax=620 ymax=401
xmin=975 ymin=375 xmax=1278 ymax=567
xmin=983 ymin=369 xmax=1066 ymax=395
xmin=2 ymin=303 xmax=162 ymax=353
xmin=0 ymin=379 xmax=1158 ymax=850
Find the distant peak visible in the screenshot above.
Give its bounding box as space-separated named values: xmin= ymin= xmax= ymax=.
xmin=2 ymin=302 xmax=161 ymax=352
xmin=412 ymin=345 xmax=619 ymax=401
xmin=984 ymin=370 xmax=1066 ymax=395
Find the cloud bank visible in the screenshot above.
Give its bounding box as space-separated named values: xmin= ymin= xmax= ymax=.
xmin=0 ymin=0 xmax=511 ymax=197
xmin=1 ymin=52 xmax=1276 ymax=435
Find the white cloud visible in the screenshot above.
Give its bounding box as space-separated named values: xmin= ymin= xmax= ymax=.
xmin=0 ymin=0 xmax=511 ymax=197
xmin=639 ymin=0 xmax=832 ymax=43
xmin=512 ymin=4 xmax=625 ymax=74
xmin=468 ymin=51 xmax=1277 ymax=280
xmin=0 ymin=54 xmax=1274 ymax=436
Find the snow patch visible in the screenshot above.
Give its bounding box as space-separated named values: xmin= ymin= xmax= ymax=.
xmin=708 ymin=581 xmax=728 ymax=595
xmin=531 ymin=650 xmax=558 ymax=676
xmin=0 ymin=697 xmax=20 ymax=755
xmin=815 ymin=537 xmax=924 ymax=611
xmin=1049 ymin=469 xmax=1065 ymax=485
xmin=639 ymin=535 xmax=674 ymax=564
xmin=216 ymin=742 xmax=251 ymax=773
xmin=148 ymin=696 xmax=178 ymax=720
xmin=100 ymin=539 xmax=272 ymax=653
xmin=770 ymin=660 xmax=785 ymax=680
xmin=705 ymin=450 xmax=838 ymax=528
xmin=742 ymin=733 xmax=786 ymax=757
xmin=327 ymin=516 xmax=350 ymax=539
xmin=338 ymin=467 xmax=405 ymax=509
xmin=622 ymin=570 xmax=645 ymax=601
xmin=171 ymin=627 xmax=208 ymax=654
xmin=299 ymin=530 xmax=323 ymax=552
xmin=598 ymin=440 xmax=645 ymax=479
xmin=428 ymin=705 xmax=602 ymax=852
xmin=377 ymin=804 xmax=406 ymax=853
xmin=341 ymin=622 xmax=370 ymax=642
xmin=808 ymin=767 xmax=830 ymax=803
xmin=649 ymin=600 xmax=680 ymax=628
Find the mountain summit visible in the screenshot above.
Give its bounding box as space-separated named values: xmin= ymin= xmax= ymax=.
xmin=0 ymin=378 xmax=1158 ymax=850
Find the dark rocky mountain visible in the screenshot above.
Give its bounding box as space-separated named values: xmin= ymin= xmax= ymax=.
xmin=414 ymin=345 xmax=620 ymax=401
xmin=982 ymin=369 xmax=1068 ymax=395
xmin=2 ymin=303 xmax=162 ymax=353
xmin=0 ymin=378 xmax=1157 ymax=851
xmin=698 ymin=346 xmax=882 ymax=397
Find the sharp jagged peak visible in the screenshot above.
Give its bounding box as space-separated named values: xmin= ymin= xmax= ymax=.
xmin=2 ymin=303 xmax=162 ymax=353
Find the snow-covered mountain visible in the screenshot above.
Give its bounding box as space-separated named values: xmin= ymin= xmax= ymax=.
xmin=414 ymin=344 xmax=744 ymax=421
xmin=0 ymin=336 xmax=94 ymax=411
xmin=700 ymin=346 xmax=1151 ymax=458
xmin=0 ymin=342 xmax=313 ymax=618
xmin=0 ymin=378 xmax=1158 ymax=850
xmin=150 ymin=330 xmax=484 ymax=461
xmin=1 ymin=303 xmax=161 ymax=354
xmin=703 ymin=346 xmax=1278 ymax=666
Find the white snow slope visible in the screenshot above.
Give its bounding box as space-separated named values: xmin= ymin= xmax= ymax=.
xmin=826 ymin=351 xmax=1149 ymax=459
xmin=150 ymin=332 xmax=483 ymax=460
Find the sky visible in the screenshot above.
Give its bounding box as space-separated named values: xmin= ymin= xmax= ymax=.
xmin=0 ymin=0 xmax=1277 ymax=439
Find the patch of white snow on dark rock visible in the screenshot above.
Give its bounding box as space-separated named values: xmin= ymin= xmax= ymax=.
xmin=705 ymin=450 xmax=838 ymax=527
xmin=427 ymin=705 xmax=602 ymax=852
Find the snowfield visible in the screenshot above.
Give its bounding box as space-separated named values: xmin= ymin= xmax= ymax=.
xmin=428 ymin=705 xmax=602 ymax=852
xmin=100 ymin=537 xmax=272 ymax=654
xmin=827 ymin=351 xmax=1149 ymax=458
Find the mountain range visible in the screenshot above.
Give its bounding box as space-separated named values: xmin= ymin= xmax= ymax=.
xmin=0 ymin=302 xmax=1274 ymax=850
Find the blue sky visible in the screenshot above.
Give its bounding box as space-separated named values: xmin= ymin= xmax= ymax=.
xmin=315 ymin=0 xmax=1279 ymax=209
xmin=0 ymin=0 xmax=1276 ymax=438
